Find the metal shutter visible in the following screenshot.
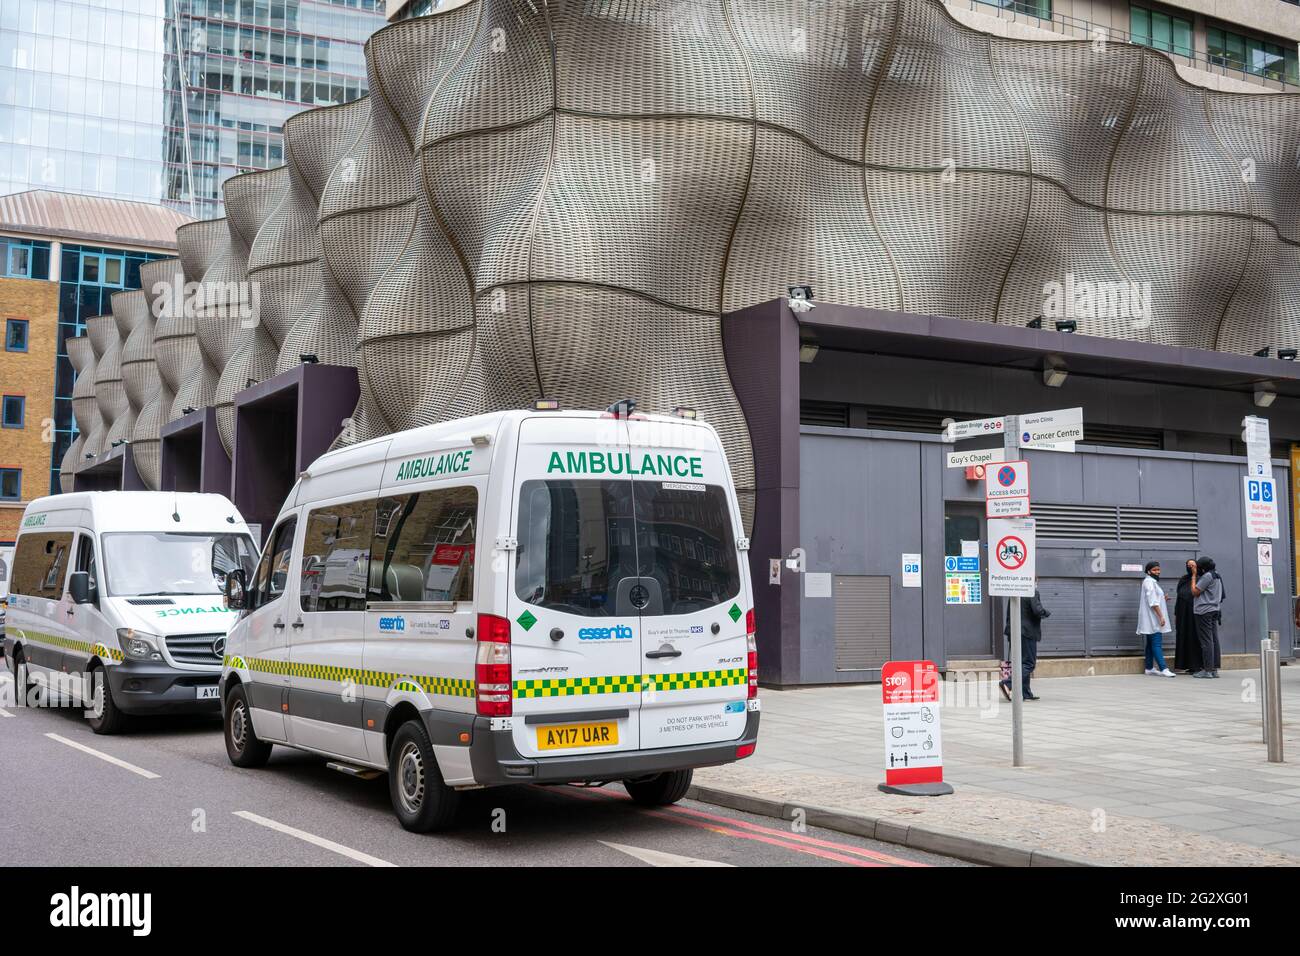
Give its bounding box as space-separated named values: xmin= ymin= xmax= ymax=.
xmin=1085 ymin=579 xmax=1142 ymax=654
xmin=1035 ymin=579 xmax=1086 ymax=657
xmin=833 ymin=575 xmax=890 ymax=671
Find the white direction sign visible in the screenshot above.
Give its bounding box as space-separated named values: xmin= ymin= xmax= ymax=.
xmin=988 ymin=517 xmax=1036 ymax=597
xmin=985 ymin=460 xmax=1030 ymax=518
xmin=946 ymin=447 xmax=1008 ymax=469
xmin=1022 ymin=439 xmax=1076 ymax=453
xmin=1243 ymin=477 xmax=1280 ymax=539
xmin=944 ymin=416 xmax=1006 ymax=442
xmin=1018 ymin=407 xmax=1083 ymax=446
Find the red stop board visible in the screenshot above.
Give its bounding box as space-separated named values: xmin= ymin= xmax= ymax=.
xmin=881 ymin=661 xmax=944 ymax=786
xmin=995 ymin=536 xmax=1028 ymax=570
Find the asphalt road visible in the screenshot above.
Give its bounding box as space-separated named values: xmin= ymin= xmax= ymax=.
xmin=0 ymin=673 xmax=967 ymax=867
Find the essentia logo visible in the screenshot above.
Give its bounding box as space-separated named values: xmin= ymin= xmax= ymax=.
xmin=378 ymin=616 xmax=406 ymax=633
xmin=578 ymin=625 xmax=633 ymax=641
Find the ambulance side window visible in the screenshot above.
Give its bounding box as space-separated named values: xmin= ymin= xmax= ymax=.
xmin=11 ymin=532 xmax=75 ymax=599
xmin=300 ymin=500 xmax=374 ymax=612
xmin=249 ymin=517 xmax=297 ymax=611
xmin=369 ymin=487 xmax=476 ymax=603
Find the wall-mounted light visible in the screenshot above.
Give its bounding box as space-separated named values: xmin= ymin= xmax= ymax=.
xmin=1254 ymin=347 xmax=1271 ymax=358
xmin=1026 ymin=316 xmax=1044 ymax=329
xmin=1254 ymin=388 xmax=1277 ymax=408
xmin=300 ymin=353 xmax=319 ymax=364
xmin=1042 ymin=359 xmax=1069 ymax=388
xmin=1279 ymin=348 xmax=1297 ymax=361
xmin=799 ymin=339 xmax=819 ymax=363
xmin=1055 ymin=320 xmax=1077 ymax=333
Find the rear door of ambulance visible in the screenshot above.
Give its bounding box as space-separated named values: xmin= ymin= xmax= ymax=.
xmin=507 ymin=414 xmax=643 ymax=758
xmin=626 ymin=418 xmax=750 ymax=749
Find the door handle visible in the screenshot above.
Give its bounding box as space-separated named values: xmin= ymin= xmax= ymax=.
xmin=645 ymin=649 xmax=682 ymax=660
xmin=65 ymin=608 xmax=74 ymax=616
xmin=273 ymin=618 xmax=285 ymax=630
xmin=291 ymin=618 xmax=305 ymax=629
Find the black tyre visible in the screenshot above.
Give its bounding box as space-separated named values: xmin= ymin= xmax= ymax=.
xmin=388 ymin=720 xmax=459 ymax=833
xmin=624 ymin=768 xmax=694 ymax=806
xmin=86 ymin=664 xmax=127 ymax=735
xmin=224 ymin=682 xmax=272 ymax=767
xmin=12 ymin=648 xmax=33 ymax=707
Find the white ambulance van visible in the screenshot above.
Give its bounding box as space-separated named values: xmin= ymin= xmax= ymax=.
xmin=219 ymin=405 xmax=760 ymax=832
xmin=5 ymin=492 xmax=258 ymax=733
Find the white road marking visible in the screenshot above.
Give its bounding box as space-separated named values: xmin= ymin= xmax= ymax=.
xmin=599 ymin=840 xmax=734 ymax=867
xmin=44 ymin=733 xmax=161 ymax=779
xmin=232 ymin=811 xmax=397 ymax=867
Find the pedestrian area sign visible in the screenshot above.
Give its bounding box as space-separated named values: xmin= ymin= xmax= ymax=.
xmin=988 ymin=517 xmax=1036 ymax=597
xmin=881 ymin=660 xmax=944 ymax=787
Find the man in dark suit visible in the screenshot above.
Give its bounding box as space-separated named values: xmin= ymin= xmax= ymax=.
xmin=1000 ymin=590 xmax=1050 ymax=701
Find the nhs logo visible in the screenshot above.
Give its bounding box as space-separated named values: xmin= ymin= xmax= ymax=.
xmin=378 ymin=616 xmax=406 ymax=633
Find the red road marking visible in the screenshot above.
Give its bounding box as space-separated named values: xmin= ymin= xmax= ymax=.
xmin=554 ymin=785 xmax=928 ymax=867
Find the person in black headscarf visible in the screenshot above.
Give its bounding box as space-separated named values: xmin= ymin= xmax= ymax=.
xmin=1173 ymin=557 xmax=1202 ymax=674
xmin=1190 ymin=555 xmax=1225 ymax=678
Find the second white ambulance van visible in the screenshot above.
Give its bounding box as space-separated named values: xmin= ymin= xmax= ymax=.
xmin=5 ymin=492 xmax=258 ymax=733
xmin=220 ymin=405 xmax=760 ymax=831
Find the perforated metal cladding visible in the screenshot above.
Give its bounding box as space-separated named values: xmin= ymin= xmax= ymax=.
xmin=171 ymin=219 xmax=228 ymax=420
xmin=278 ymin=97 xmax=370 ymax=374
xmin=214 ymin=167 xmax=289 ymax=454
xmin=137 ymin=257 xmax=186 ymax=489
xmin=145 ymin=0 xmax=1300 ymax=538
xmin=66 ymin=334 xmax=97 ymax=481
xmin=87 ymin=315 xmax=124 ymax=460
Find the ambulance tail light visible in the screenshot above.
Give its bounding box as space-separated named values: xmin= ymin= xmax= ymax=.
xmin=475 ymin=613 xmax=512 ymax=717
xmin=746 ymin=609 xmax=758 ymax=699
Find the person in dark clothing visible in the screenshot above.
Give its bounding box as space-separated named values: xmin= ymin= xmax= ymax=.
xmin=1190 ymin=556 xmax=1224 ymax=679
xmin=1000 ymin=590 xmax=1050 ymax=701
xmin=1173 ymin=558 xmax=1203 ymax=674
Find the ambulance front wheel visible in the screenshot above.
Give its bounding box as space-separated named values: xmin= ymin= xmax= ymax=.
xmin=389 ymin=720 xmax=460 ymax=833
xmin=224 ymin=683 xmax=272 ymax=768
xmin=86 ymin=663 xmax=127 ymax=735
xmin=623 ymin=769 xmax=693 ymax=806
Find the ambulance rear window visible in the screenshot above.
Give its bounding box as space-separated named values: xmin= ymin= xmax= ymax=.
xmin=514 ymin=479 xmax=739 ymax=616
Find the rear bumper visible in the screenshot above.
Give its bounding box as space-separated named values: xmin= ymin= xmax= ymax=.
xmin=464 ymin=711 xmax=760 ymax=787
xmin=107 ymin=660 xmax=222 ymax=715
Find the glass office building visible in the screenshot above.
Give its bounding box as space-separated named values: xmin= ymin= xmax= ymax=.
xmin=0 ymin=0 xmax=384 ymax=219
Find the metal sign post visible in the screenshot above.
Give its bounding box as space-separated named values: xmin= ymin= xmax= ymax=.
xmin=1004 ymin=418 xmax=1023 ymax=767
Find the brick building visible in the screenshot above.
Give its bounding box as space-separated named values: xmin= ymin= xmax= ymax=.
xmin=0 ymin=191 xmax=190 ymax=543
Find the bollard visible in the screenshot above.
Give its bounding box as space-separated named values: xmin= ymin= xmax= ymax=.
xmin=1266 ymin=634 xmax=1284 ymax=763
xmin=1262 ymin=637 xmax=1273 ymax=745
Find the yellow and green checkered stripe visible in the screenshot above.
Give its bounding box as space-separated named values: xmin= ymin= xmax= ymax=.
xmin=643 ymin=668 xmax=747 ymax=691
xmin=225 ymin=656 xmax=743 ymax=700
xmin=13 ymin=629 xmax=124 ymax=662
xmin=512 ymin=668 xmax=745 ymax=698
xmin=228 ymin=655 xmax=475 ymax=699
xmin=513 ymin=674 xmax=643 ymax=699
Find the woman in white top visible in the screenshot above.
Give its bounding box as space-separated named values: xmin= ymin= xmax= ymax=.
xmin=1138 ymin=561 xmax=1176 ymax=677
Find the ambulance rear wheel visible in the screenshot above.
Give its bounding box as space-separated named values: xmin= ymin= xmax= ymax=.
xmin=624 ymin=769 xmax=693 ymax=806
xmin=86 ymin=663 xmax=126 ymax=735
xmin=224 ymin=683 xmax=271 ymax=767
xmin=389 ymin=720 xmax=459 ymax=833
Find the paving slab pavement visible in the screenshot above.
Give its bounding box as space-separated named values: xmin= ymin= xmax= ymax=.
xmin=692 ymin=667 xmax=1300 ymax=866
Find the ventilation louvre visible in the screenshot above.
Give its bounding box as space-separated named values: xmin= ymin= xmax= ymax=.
xmin=1033 ymin=503 xmax=1198 ymax=544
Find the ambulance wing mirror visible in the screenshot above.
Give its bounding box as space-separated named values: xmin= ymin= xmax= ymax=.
xmin=69 ymin=571 xmax=92 ymax=605
xmin=224 ymin=569 xmax=247 ymax=611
